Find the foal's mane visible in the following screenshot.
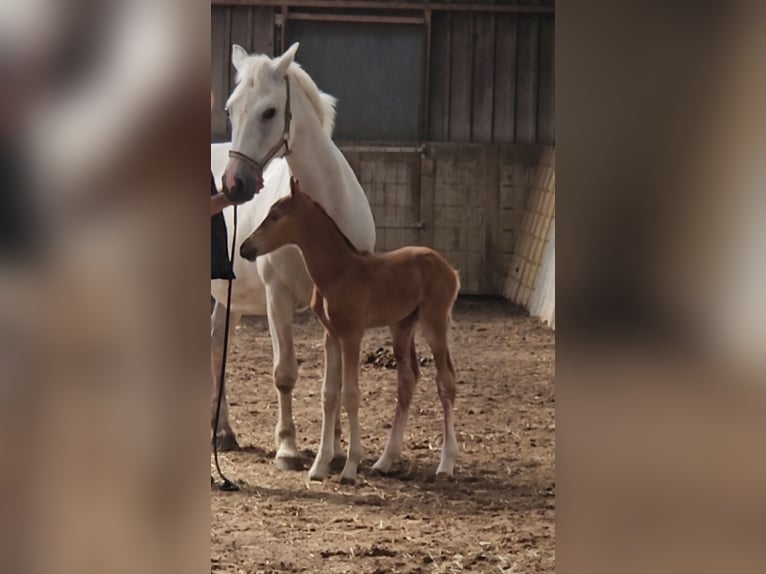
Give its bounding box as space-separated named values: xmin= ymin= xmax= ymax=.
xmin=228 ymin=55 xmax=337 ymax=136
xmin=288 ymin=190 xmax=367 ymax=256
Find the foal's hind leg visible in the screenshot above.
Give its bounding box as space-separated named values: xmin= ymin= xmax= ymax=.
xmin=421 ymin=316 xmax=459 ymax=476
xmin=265 ymin=283 xmax=303 ymax=470
xmin=373 ymin=317 xmax=419 ymax=474
xmin=211 ymin=301 xmax=240 ymax=451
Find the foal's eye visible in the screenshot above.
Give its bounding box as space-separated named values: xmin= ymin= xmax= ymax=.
xmin=262 ymin=107 xmax=277 ymax=121
xmin=268 ymin=211 xmax=280 ymax=222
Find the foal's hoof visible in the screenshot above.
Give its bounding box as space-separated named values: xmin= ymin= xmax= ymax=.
xmin=275 ymin=456 xmax=306 ymax=472
xmin=214 ymin=433 xmax=240 ymax=452
xmin=339 ymin=475 xmax=356 ymax=485
xmin=329 ymin=455 xmax=347 ymax=473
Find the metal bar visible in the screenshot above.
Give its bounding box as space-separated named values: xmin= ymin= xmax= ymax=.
xmin=377 ymin=222 xmax=426 ymax=230
xmin=212 ymin=1 xmax=554 ymax=15
xmin=339 ymin=144 xmax=425 ymax=153
xmin=287 ymin=12 xmax=425 ymax=24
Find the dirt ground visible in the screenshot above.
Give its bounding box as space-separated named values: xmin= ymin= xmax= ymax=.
xmin=211 ymin=297 xmax=555 ymax=573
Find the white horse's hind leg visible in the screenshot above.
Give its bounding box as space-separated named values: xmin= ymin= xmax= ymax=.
xmin=211 ymin=301 xmax=240 ymax=451
xmin=265 ymin=284 xmax=303 ymax=470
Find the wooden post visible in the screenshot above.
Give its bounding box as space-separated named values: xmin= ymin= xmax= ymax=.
xmin=419 ymin=148 xmax=436 ymax=249
xmin=483 ymin=145 xmax=500 ymax=293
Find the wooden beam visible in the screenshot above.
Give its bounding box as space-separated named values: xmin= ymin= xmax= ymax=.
xmin=211 ymin=1 xmax=554 ymax=15
xmin=287 ymin=12 xmax=425 ymax=24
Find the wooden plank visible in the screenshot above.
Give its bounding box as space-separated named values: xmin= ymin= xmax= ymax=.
xmin=421 ymin=9 xmax=432 ymax=141
xmin=287 ymin=13 xmax=425 ymax=24
xmin=253 ymin=7 xmax=275 ymax=55
xmin=212 ymin=1 xmax=554 ymax=14
xmin=230 ymin=6 xmax=254 ymax=54
xmin=211 ymin=7 xmax=229 ymax=141
xmin=536 ymin=15 xmax=555 ymax=144
xmin=493 ymin=14 xmax=518 ymax=143
xmin=419 ymin=153 xmax=435 ymax=247
xmin=224 ymin=7 xmax=234 ymax=96
xmin=515 ymin=14 xmax=539 ymax=143
xmin=471 ymin=13 xmax=496 ymax=142
xmin=448 ymin=13 xmax=473 ymax=142
xmin=427 ymin=13 xmax=450 ymax=141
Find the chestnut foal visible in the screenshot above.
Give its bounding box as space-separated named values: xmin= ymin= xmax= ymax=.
xmin=241 ymin=179 xmax=460 ymax=483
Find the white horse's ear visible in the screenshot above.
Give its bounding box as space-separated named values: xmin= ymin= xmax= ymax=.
xmin=232 ymin=44 xmax=248 ymax=71
xmin=273 ymin=42 xmax=300 ymax=76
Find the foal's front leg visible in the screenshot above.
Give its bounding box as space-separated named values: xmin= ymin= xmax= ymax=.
xmin=340 ymin=335 xmax=364 ymax=483
xmin=308 ymin=330 xmax=342 ymax=481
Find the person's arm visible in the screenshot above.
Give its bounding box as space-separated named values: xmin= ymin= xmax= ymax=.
xmin=211 ymin=192 xmax=233 ymax=216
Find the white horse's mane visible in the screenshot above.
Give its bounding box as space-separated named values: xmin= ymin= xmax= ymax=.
xmin=228 ymin=55 xmax=337 ymax=136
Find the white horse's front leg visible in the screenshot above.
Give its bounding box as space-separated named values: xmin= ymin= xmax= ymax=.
xmin=308 ymin=330 xmax=341 ymax=481
xmin=211 ymin=301 xmax=240 ymax=451
xmin=265 ymin=284 xmax=302 ymax=470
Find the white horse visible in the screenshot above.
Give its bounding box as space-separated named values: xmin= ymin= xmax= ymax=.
xmin=211 ymin=43 xmax=376 ymax=473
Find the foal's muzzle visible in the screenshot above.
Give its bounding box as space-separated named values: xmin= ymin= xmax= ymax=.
xmin=239 ymin=239 xmax=258 ymax=261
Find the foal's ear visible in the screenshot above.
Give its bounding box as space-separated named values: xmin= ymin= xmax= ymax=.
xmin=274 ymin=42 xmax=300 ymax=76
xmin=231 ymin=44 xmax=248 ymax=71
xmin=289 ymin=177 xmax=299 ymax=197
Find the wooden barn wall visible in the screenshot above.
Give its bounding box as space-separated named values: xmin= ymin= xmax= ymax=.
xmin=211 ymin=4 xmax=555 ymax=145
xmin=339 ymin=144 xmax=553 ymax=296
xmin=211 ymin=3 xmax=555 ymax=299
xmin=428 ymin=10 xmax=555 ymax=145
xmin=211 ymin=5 xmax=275 ymax=142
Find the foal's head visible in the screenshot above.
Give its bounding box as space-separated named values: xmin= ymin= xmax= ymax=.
xmin=240 ymin=178 xmax=309 ymax=261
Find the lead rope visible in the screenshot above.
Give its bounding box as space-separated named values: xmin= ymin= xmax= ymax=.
xmin=212 ymin=204 xmax=239 ymax=492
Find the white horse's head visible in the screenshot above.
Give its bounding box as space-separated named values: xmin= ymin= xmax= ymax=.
xmin=222 ymin=43 xmax=337 ymax=203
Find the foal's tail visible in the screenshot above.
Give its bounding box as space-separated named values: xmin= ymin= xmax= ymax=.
xmin=448 ymin=269 xmax=461 ymax=325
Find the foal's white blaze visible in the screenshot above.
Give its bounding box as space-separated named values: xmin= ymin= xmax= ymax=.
xmin=211 ymin=43 xmax=375 ymax=470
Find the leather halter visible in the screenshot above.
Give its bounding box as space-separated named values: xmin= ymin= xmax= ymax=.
xmin=228 ymin=75 xmax=293 ymax=172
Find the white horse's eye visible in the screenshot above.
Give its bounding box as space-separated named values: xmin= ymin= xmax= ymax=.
xmin=262 ymin=107 xmax=277 ymax=121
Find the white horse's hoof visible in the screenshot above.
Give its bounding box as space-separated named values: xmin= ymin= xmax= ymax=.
xmin=330 ymin=455 xmax=347 ymax=473
xmin=275 ymin=444 xmax=304 ymax=471
xmin=435 ymin=465 xmax=455 ymax=478
xmin=275 ymin=456 xmax=306 ymax=471
xmin=214 ymin=432 xmax=240 ymax=452
xmin=371 ymin=457 xmax=393 ymax=475
xmin=340 ymin=463 xmax=358 ymax=484
xmin=308 ymin=462 xmax=330 ymax=482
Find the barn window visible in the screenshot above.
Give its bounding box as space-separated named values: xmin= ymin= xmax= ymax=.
xmin=286 ymin=20 xmax=424 ymax=143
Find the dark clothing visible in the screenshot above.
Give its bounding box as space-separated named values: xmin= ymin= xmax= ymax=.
xmin=0 ymin=139 xmax=39 ymax=261
xmin=211 ymin=173 xmax=235 ymax=280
